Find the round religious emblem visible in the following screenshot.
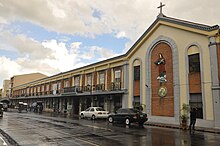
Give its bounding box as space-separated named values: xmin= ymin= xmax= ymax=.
xmin=158 ymin=86 xmax=167 ymax=97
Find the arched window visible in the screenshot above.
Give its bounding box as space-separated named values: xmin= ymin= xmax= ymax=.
xmin=133 ymin=59 xmax=141 ymax=109
xmin=188 ymin=45 xmax=203 ymax=119
xmin=188 ymin=46 xmax=200 ymax=73
xmin=133 ymin=59 xmax=140 ymax=80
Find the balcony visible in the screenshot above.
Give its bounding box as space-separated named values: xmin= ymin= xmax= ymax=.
xmin=111 ymin=82 xmax=121 ymax=91
xmin=95 ymin=84 xmax=105 ymax=91
xmin=14 ymin=82 xmax=123 ymax=98
xmin=83 ymin=85 xmax=92 ymax=92
xmin=63 ymin=86 xmax=82 ymax=94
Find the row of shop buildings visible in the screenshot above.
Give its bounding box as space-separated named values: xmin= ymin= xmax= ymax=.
xmin=2 ymin=13 xmax=220 ymax=129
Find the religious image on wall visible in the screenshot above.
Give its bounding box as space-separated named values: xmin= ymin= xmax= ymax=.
xmin=154 ymin=53 xmax=167 ymax=84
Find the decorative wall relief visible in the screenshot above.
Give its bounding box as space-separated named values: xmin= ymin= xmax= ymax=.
xmin=154 ymin=53 xmax=167 ymax=84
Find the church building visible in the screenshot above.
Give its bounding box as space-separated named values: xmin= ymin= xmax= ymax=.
xmin=125 ymin=11 xmax=220 ymax=128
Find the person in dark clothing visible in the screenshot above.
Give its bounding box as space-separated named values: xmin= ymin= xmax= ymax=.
xmin=189 ymin=108 xmax=197 ymax=133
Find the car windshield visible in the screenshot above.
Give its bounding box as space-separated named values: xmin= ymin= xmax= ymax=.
xmin=130 ymin=109 xmax=142 ymax=113
xmin=96 ymin=107 xmax=105 ymax=111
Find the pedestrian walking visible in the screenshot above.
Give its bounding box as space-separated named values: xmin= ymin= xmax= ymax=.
xmin=189 ymin=108 xmax=197 ymax=133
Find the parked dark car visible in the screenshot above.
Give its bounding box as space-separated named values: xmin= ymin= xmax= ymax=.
xmin=108 ymin=108 xmax=148 ymax=126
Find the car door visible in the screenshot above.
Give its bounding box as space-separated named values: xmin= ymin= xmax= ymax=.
xmin=88 ymin=107 xmax=95 ymax=118
xmin=84 ymin=107 xmax=90 ymax=118
xmin=119 ymin=109 xmax=129 ymax=122
xmin=114 ymin=109 xmax=126 ymax=123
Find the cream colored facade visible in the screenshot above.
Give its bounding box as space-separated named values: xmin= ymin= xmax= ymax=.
xmin=9 ymin=14 xmax=220 ymax=129
xmin=126 ymin=17 xmax=218 ymax=127
xmin=120 ymin=15 xmax=219 ymax=128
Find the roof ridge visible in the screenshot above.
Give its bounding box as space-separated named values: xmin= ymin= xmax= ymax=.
xmin=159 ymin=15 xmax=219 ymax=31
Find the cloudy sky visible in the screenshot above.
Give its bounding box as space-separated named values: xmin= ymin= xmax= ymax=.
xmin=0 ymin=0 xmax=219 ymax=88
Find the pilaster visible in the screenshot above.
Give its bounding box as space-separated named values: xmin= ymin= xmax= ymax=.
xmin=209 ymin=36 xmax=220 ymax=128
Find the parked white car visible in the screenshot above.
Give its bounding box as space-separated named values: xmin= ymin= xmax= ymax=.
xmin=80 ymin=107 xmax=109 ymax=120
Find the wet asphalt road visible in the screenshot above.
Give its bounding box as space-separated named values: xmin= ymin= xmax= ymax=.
xmin=0 ymin=110 xmax=220 ymax=146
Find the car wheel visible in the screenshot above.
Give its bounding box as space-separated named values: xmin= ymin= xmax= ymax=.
xmin=125 ymin=118 xmax=130 ymax=125
xmin=108 ymin=116 xmax=113 ymax=123
xmin=91 ymin=115 xmax=96 ymax=120
xmin=80 ymin=113 xmax=84 ymax=119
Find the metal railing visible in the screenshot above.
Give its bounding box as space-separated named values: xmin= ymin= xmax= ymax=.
xmin=111 ymin=82 xmax=121 ymax=90
xmin=13 ymin=82 xmax=122 ymax=97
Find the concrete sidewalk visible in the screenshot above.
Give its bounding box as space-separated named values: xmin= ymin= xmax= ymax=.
xmin=146 ymin=122 xmax=220 ymax=134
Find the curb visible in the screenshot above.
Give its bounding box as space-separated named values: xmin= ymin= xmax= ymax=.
xmin=146 ymin=123 xmax=220 ymax=134
xmin=0 ymin=129 xmax=20 ymax=146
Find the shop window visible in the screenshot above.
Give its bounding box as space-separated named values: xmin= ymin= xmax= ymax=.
xmin=188 ymin=54 xmax=200 ymax=72
xmin=134 ymin=66 xmax=140 ymax=80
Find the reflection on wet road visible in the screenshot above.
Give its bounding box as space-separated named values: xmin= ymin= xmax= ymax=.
xmin=0 ymin=111 xmax=220 ymax=146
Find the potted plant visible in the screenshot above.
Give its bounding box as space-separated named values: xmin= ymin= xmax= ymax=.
xmin=180 ymin=103 xmax=190 ymax=130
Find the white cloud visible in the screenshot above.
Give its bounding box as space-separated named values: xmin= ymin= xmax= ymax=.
xmin=70 ymin=42 xmax=82 ymax=54
xmin=41 ymin=40 xmax=119 ymax=71
xmin=1 ymin=0 xmax=219 ymax=42
xmin=1 ymin=0 xmax=220 ymax=87
xmin=0 ymin=16 xmax=7 ymax=24
xmin=116 ymin=31 xmax=127 ymax=39
xmin=42 ymin=39 xmax=82 ymax=72
xmin=48 ymin=1 xmax=66 ymax=19
xmin=89 ymin=46 xmax=120 ymax=61
xmin=0 ymin=56 xmax=20 ymax=88
xmin=0 ymin=27 xmax=120 ymax=88
xmin=0 ymin=31 xmax=53 ymax=60
xmin=0 ymin=0 xmax=157 ymax=40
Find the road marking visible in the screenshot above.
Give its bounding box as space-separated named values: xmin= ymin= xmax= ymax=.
xmin=74 ymin=137 xmax=99 ymax=146
xmin=84 ymin=125 xmax=113 ymax=132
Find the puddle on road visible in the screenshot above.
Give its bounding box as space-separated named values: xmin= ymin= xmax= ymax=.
xmin=51 ymin=119 xmax=81 ymax=126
